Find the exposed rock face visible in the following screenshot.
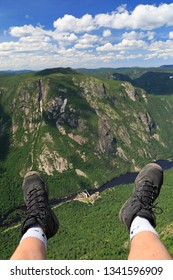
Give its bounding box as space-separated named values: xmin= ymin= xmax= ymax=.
xmin=122 ymin=82 xmax=137 ymax=101
xmin=46 ymin=97 xmax=78 ymax=128
xmin=38 ymin=145 xmax=69 ymax=175
xmin=68 ymin=133 xmax=87 ymax=145
xmin=79 ymin=78 xmax=117 ymax=156
xmin=75 ymin=169 xmax=87 ymax=178
xmin=101 ymin=83 xmax=107 ymax=97
xmin=141 ymin=89 xmax=148 ymax=103
xmin=117 ymin=125 xmax=131 ymax=146
xmin=80 ymin=79 xmax=108 ymax=115
xmin=11 ymin=82 xmax=41 ymax=146
xmin=97 ymin=118 xmax=116 ymax=155
xmin=137 ymin=112 xmax=155 ymax=134
xmin=38 ymin=79 xmax=43 ymax=113
xmin=116 ymin=146 xmax=128 ymax=161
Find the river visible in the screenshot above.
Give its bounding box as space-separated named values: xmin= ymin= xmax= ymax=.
xmin=94 ymin=159 xmax=173 ymax=194
xmin=1 ymin=159 xmax=173 ymax=227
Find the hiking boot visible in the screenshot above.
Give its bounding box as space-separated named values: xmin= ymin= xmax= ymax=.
xmin=21 ymin=171 xmax=59 ymax=239
xmin=119 ymin=163 xmax=163 ymax=230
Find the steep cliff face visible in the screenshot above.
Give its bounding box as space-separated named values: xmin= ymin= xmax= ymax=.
xmin=0 ymin=69 xmax=173 ymax=196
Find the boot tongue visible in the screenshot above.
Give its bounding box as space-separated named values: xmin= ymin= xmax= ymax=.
xmin=136 ymin=183 xmax=155 ymax=206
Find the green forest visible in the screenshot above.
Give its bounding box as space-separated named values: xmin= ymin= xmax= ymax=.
xmin=0 ymin=67 xmax=173 ymax=259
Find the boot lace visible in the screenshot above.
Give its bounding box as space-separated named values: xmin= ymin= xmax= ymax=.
xmin=136 ymin=180 xmax=163 ymax=214
xmin=24 ymin=187 xmax=48 ymax=221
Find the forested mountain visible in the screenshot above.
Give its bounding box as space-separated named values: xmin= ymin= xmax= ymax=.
xmin=0 ymin=67 xmax=173 ymax=259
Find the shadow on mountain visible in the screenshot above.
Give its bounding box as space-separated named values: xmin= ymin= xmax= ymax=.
xmin=110 ymin=72 xmax=132 ymax=82
xmin=0 ymin=104 xmax=11 ymax=160
xmin=133 ymin=72 xmax=173 ymax=95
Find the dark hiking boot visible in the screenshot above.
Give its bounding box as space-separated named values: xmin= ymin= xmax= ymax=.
xmin=21 ymin=171 xmax=59 ymax=239
xmin=119 ymin=163 xmax=163 ymax=230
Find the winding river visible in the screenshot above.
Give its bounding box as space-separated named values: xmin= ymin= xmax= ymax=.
xmin=1 ymin=159 xmax=173 ymax=228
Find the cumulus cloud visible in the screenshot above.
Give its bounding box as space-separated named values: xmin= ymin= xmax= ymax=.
xmin=52 ymin=3 xmax=173 ymax=35
xmin=74 ymin=34 xmax=101 ymax=49
xmin=97 ymin=39 xmax=148 ymax=52
xmin=53 ymin=14 xmax=95 ymax=33
xmin=122 ymin=31 xmax=155 ymax=41
xmin=52 ymin=32 xmax=78 ymax=45
xmin=103 ymin=29 xmax=112 ymax=37
xmin=1 ymin=3 xmax=173 ymax=70
xmin=95 ymin=3 xmax=173 ymax=30
xmin=9 ymin=24 xmax=51 ymax=37
xmin=116 ymin=4 xmax=127 ymax=14
xmin=147 ymin=40 xmax=173 ymax=59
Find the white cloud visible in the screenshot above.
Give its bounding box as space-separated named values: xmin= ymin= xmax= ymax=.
xmin=1 ymin=3 xmax=173 ymax=70
xmin=74 ymin=43 xmax=94 ymax=49
xmin=52 ymin=32 xmax=78 ymax=45
xmin=79 ymin=34 xmax=100 ymax=44
xmin=147 ymin=32 xmax=155 ymax=41
xmin=116 ymin=4 xmax=127 ymax=14
xmin=9 ymin=24 xmax=78 ymax=48
xmin=9 ymin=24 xmax=51 ymax=37
xmin=0 ymin=35 xmax=57 ymax=56
xmin=103 ymin=29 xmax=112 ymax=37
xmin=122 ymin=31 xmax=155 ymax=41
xmin=96 ymin=43 xmax=113 ymax=52
xmin=19 ymin=35 xmax=51 ymax=43
xmin=74 ymin=34 xmax=101 ymax=49
xmin=52 ymin=3 xmax=173 ymax=35
xmin=128 ymin=4 xmax=173 ymax=30
xmin=95 ymin=3 xmax=173 ymax=31
xmin=97 ymin=39 xmax=147 ymax=52
xmin=53 ymin=14 xmax=95 ymax=33
xmin=147 ymin=40 xmax=173 ymax=57
xmin=169 ymin=31 xmax=173 ymax=39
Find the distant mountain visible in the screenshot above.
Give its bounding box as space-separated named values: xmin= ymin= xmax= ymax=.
xmin=77 ymin=68 xmax=117 ymax=74
xmin=160 ymin=65 xmax=173 ymax=68
xmin=36 ymin=67 xmax=79 ymax=76
xmin=2 ymin=70 xmax=35 ymax=74
xmin=133 ymin=71 xmax=173 ymax=94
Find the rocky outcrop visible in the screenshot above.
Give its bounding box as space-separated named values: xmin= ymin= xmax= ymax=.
xmin=117 ymin=125 xmax=131 ymax=146
xmin=136 ymin=112 xmax=155 ymax=134
xmin=75 ymin=169 xmax=87 ymax=178
xmin=38 ymin=79 xmax=43 ymax=114
xmin=97 ymin=118 xmax=116 ymax=155
xmin=46 ymin=97 xmax=78 ymax=128
xmin=81 ymin=78 xmax=108 ymax=98
xmin=68 ymin=133 xmax=87 ymax=145
xmin=122 ymin=82 xmax=137 ymax=101
xmin=116 ymin=147 xmax=128 ymax=161
xmin=38 ymin=145 xmax=69 ymax=175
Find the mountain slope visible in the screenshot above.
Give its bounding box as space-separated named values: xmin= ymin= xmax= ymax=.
xmin=1 ymin=69 xmax=173 ymax=205
xmin=1 ymin=68 xmax=173 ymax=259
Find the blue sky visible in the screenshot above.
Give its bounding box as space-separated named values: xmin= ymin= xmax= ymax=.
xmin=1 ymin=1 xmax=173 ymax=70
